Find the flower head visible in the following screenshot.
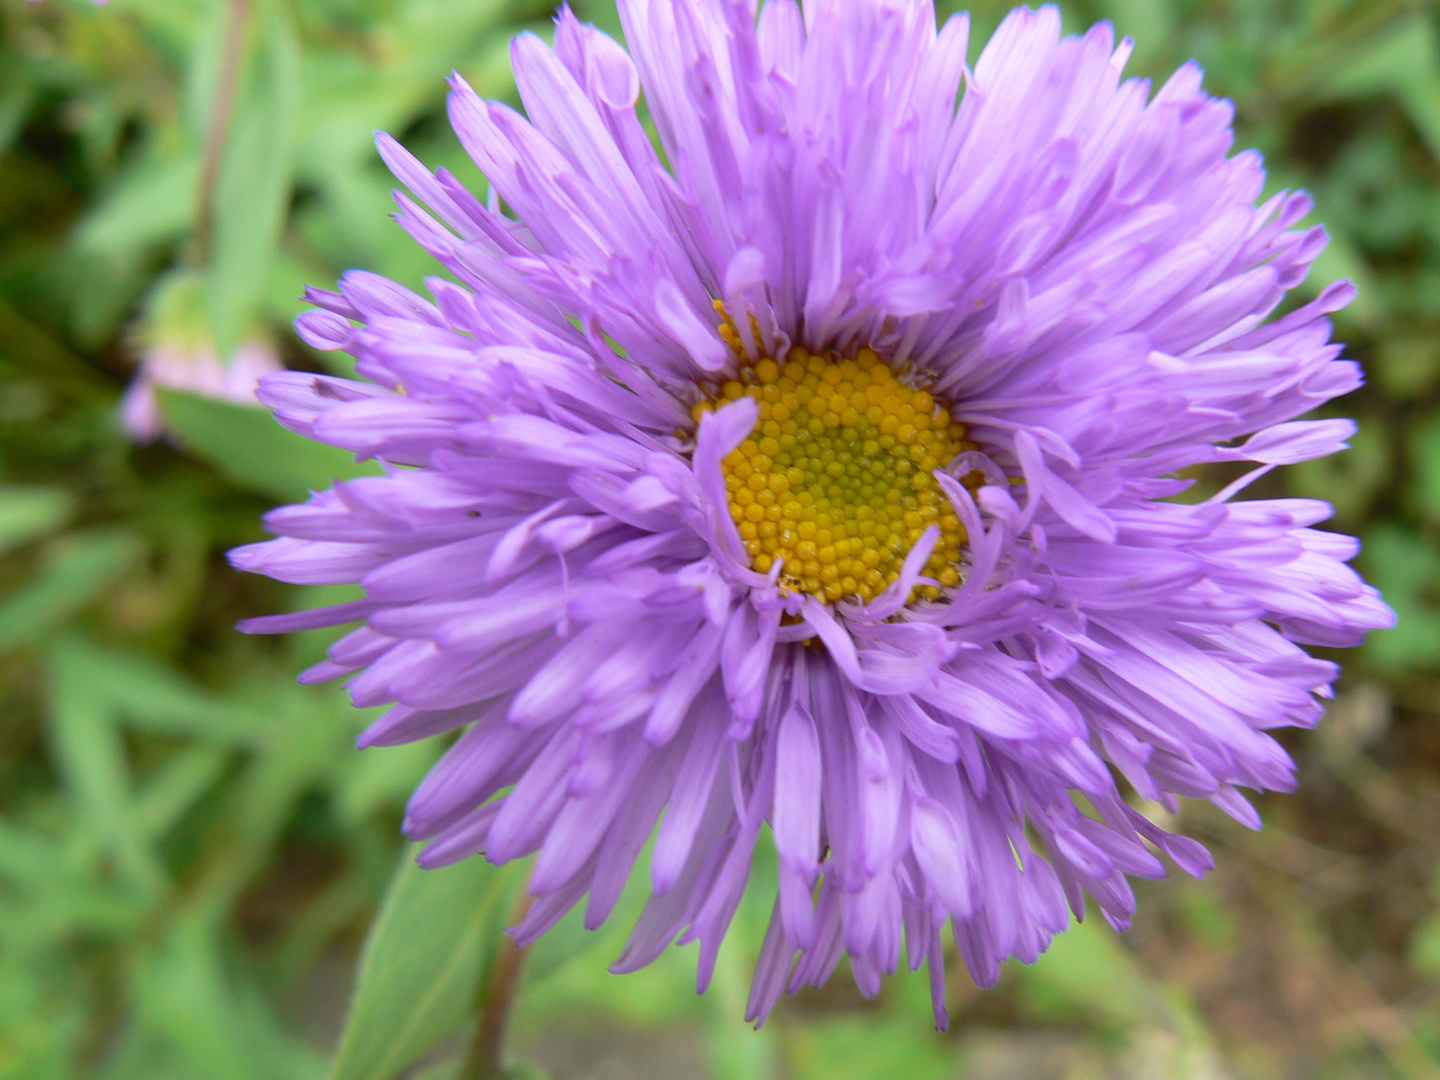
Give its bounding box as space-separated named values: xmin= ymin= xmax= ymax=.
xmin=232 ymin=0 xmax=1393 ymax=1026
xmin=121 ymin=271 xmax=281 ymax=442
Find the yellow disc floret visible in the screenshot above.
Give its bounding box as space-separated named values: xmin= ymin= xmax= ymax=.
xmin=694 ymin=345 xmax=972 ymax=605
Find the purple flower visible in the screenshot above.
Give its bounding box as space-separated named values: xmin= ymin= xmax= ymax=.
xmin=120 ymin=271 xmax=282 ymax=442
xmin=231 ymin=0 xmax=1393 ymax=1027
xmin=121 ymin=340 xmax=281 ymax=442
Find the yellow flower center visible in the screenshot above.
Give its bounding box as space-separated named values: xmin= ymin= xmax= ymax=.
xmin=694 ymin=345 xmax=971 ymax=605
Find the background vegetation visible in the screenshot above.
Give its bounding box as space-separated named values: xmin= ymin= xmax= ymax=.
xmin=2 ymin=0 xmax=1439 ymax=1077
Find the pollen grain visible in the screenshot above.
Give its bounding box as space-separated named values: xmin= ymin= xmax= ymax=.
xmin=695 ymin=346 xmax=972 ymax=605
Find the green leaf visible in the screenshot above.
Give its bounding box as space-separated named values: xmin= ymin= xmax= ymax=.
xmin=707 ymin=925 xmax=782 ymax=1080
xmin=1320 ymin=14 xmax=1440 ymax=162
xmin=1016 ymin=915 xmax=1160 ymax=1032
xmin=133 ymin=913 xmax=256 ymax=1080
xmin=1410 ymin=414 xmax=1440 ymax=524
xmin=0 ymin=817 xmax=142 ymax=943
xmin=135 ymin=909 xmax=326 ymax=1080
xmin=1362 ymin=525 xmax=1440 ymax=669
xmin=0 ymin=529 xmax=145 ymax=652
xmin=0 ymin=819 xmax=62 ymax=890
xmin=134 ymin=746 xmax=230 ymax=841
xmin=208 ymin=0 xmax=301 ymax=354
xmin=0 ymin=486 xmax=74 ymax=555
xmin=0 ymin=295 xmax=115 ymax=400
xmin=335 ymin=740 xmax=442 ymax=825
xmin=157 ymin=388 xmax=381 ymax=503
xmin=1410 ymin=911 xmax=1440 ymax=977
xmin=47 ymin=640 xmax=166 ymax=899
xmin=0 ymin=71 xmax=37 ymax=159
xmin=785 ymin=1013 xmax=953 ymax=1080
xmin=410 ymin=1061 xmax=553 ymax=1080
xmin=1374 ymin=333 xmax=1440 ymax=401
xmin=74 ymin=150 xmax=199 ymax=257
xmin=328 ymin=847 xmax=523 ymax=1080
xmin=49 ymin=635 xmax=270 ymax=746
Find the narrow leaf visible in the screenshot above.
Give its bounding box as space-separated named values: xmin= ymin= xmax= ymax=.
xmin=47 ymin=639 xmax=166 ymax=898
xmin=51 ymin=636 xmax=270 ymax=746
xmin=158 ymin=388 xmax=381 ymax=503
xmin=0 ymin=486 xmax=74 ymax=555
xmin=0 ymin=529 xmax=144 ymax=652
xmin=328 ymin=848 xmax=523 ymax=1080
xmin=74 ymin=151 xmax=199 ymax=257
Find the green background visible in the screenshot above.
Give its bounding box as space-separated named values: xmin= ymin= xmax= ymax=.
xmin=2 ymin=0 xmax=1439 ymax=1077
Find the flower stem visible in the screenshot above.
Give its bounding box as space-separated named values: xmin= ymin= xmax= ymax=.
xmin=457 ymin=876 xmax=535 ymax=1080
xmin=193 ymin=0 xmax=252 ymax=266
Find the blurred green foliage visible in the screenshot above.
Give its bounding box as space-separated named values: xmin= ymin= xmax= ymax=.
xmin=1 ymin=0 xmax=1438 ymax=1077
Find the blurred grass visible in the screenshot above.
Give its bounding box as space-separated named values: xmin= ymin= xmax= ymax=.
xmin=1 ymin=0 xmax=1439 ymax=1078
